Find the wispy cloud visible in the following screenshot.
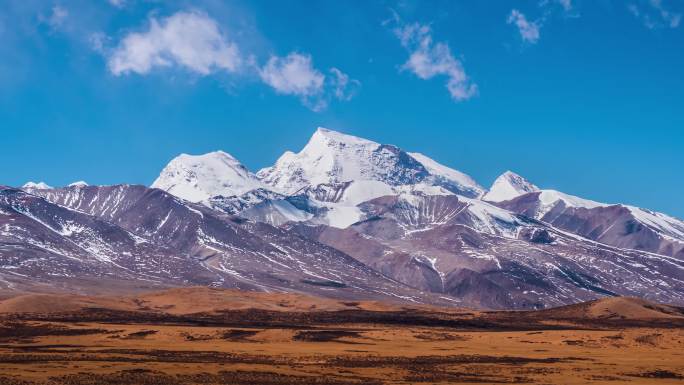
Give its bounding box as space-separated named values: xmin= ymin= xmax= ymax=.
xmin=539 ymin=0 xmax=575 ymax=14
xmin=507 ymin=0 xmax=578 ymax=45
xmin=258 ymin=53 xmax=360 ymax=111
xmin=330 ymin=67 xmax=361 ymax=102
xmin=88 ymin=32 xmax=107 ymax=53
xmin=629 ymin=0 xmax=681 ymax=29
xmin=393 ymin=21 xmax=477 ymax=102
xmin=108 ymin=0 xmax=125 ymax=8
xmin=507 ymin=10 xmax=541 ymax=44
xmin=41 ymin=5 xmax=69 ymax=30
xmin=555 ymin=0 xmax=573 ymax=13
xmin=108 ymin=11 xmax=241 ymax=76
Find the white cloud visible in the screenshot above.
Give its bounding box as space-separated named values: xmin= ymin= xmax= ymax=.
xmin=258 ymin=53 xmax=359 ymax=111
xmin=330 ymin=67 xmax=361 ymax=101
xmin=507 ymin=10 xmax=541 ymax=44
xmin=108 ymin=11 xmax=241 ymax=76
xmin=104 ymin=10 xmax=359 ymax=111
xmin=629 ymin=0 xmax=681 ymax=29
xmin=508 ymin=1 xmax=576 ymax=45
xmin=259 ymin=53 xmax=324 ymax=97
xmin=393 ymin=22 xmax=477 ymax=102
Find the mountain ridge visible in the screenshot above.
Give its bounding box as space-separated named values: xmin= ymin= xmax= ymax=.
xmin=3 ymin=127 xmax=683 ymax=309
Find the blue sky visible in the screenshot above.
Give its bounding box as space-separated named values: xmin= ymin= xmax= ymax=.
xmin=1 ymin=0 xmax=683 ymax=217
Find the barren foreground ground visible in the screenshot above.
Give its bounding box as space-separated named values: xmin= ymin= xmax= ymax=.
xmin=0 ymin=288 xmax=682 ymax=385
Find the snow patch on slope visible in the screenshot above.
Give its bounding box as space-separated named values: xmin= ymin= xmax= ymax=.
xmin=324 ymin=205 xmax=363 ymax=228
xmin=626 ymin=206 xmax=684 ymax=240
xmin=271 ymin=200 xmax=314 ymax=222
xmin=537 ymin=190 xmax=607 ymax=217
xmin=337 ymin=180 xmax=395 ymax=205
xmin=461 ymin=197 xmax=521 ymax=237
xmin=408 ymin=152 xmax=484 ymax=197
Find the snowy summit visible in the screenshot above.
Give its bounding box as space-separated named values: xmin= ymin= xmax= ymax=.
xmin=151 ymin=150 xmax=265 ymax=203
xmin=22 ymin=181 xmax=53 ymax=190
xmin=483 ymin=171 xmax=539 ymax=202
xmin=257 ymin=127 xmax=484 ymax=202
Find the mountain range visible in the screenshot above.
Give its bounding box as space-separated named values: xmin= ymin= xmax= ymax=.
xmin=3 ymin=127 xmax=682 ymax=309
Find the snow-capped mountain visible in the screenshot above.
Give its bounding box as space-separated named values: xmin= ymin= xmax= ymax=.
xmin=491 ymin=176 xmax=684 ymax=259
xmin=22 ymin=181 xmax=53 ymax=190
xmin=151 ymin=128 xmax=485 ymax=228
xmin=148 ymin=128 xmax=684 ymax=255
xmin=483 ymin=171 xmax=539 ymax=202
xmin=253 ymin=127 xmax=484 ymax=228
xmin=3 ymin=126 xmax=684 ymax=309
xmin=257 ymin=127 xmax=484 ymax=202
xmin=151 ymin=151 xmax=266 ymax=203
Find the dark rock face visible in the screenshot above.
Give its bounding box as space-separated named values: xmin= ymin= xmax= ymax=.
xmin=518 ymin=228 xmax=554 ymax=244
xmin=209 ymin=188 xmax=286 ymax=215
xmin=372 ymin=144 xmax=431 ymax=186
xmin=293 ymin=182 xmax=352 ymax=203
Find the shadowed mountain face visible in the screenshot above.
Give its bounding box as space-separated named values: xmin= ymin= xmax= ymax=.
xmin=6 ymin=128 xmax=684 ymax=310
xmin=495 ymin=191 xmax=684 ymax=260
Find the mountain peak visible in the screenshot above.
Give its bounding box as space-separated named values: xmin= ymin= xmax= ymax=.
xmin=306 ymin=127 xmax=378 ymax=150
xmin=68 ymin=181 xmax=89 ymax=188
xmin=314 ymin=126 xmax=333 ymax=135
xmin=22 ymin=181 xmax=53 ymax=190
xmin=258 ymin=128 xmax=384 ymax=195
xmin=196 ymin=149 xmax=228 ymax=156
xmin=151 ymin=150 xmax=264 ymax=203
xmin=483 ymin=171 xmax=539 ymax=202
xmin=257 ymin=127 xmax=484 ymax=199
xmin=501 ymin=170 xmax=521 ymax=178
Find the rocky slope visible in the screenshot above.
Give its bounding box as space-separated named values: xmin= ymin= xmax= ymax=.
xmin=289 ymin=192 xmax=684 ymax=309
xmin=2 ymin=184 xmax=453 ymax=305
xmin=488 ymin=172 xmax=684 ymax=259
